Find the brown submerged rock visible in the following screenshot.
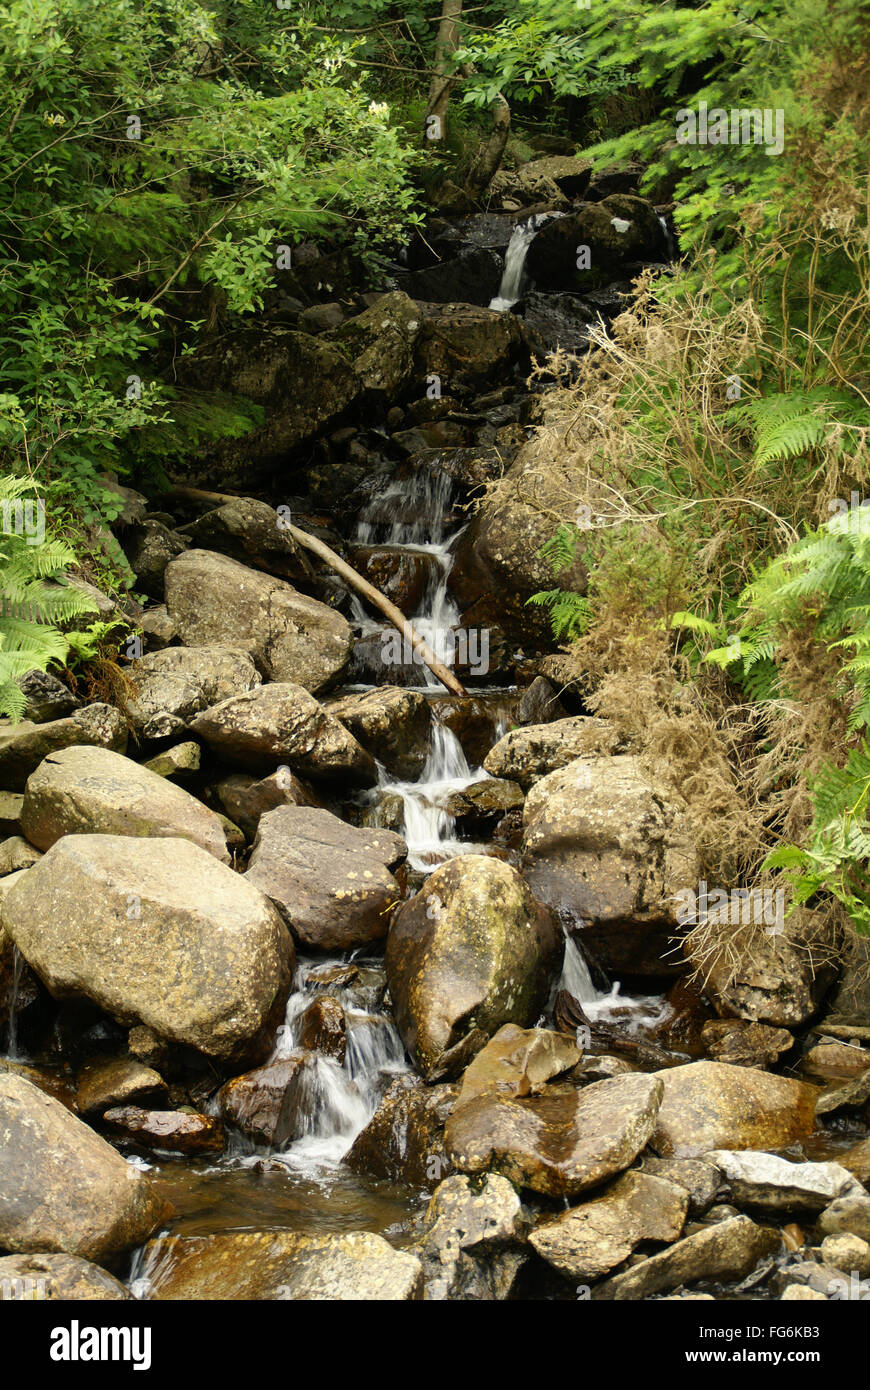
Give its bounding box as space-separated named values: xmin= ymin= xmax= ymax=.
xmin=102 ymin=1106 xmax=225 ymax=1154
xmin=445 ymin=1071 xmax=664 ymax=1199
xmin=297 ymin=995 xmax=347 ymax=1061
xmin=651 ymin=1061 xmax=819 ymax=1157
xmin=0 ymin=1074 xmax=169 ymax=1262
xmin=385 ymin=855 xmax=561 ymax=1080
xmin=346 ymin=1075 xmax=459 ymax=1189
xmin=138 ymin=1230 xmax=423 ymax=1300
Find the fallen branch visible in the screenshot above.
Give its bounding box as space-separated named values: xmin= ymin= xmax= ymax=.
xmin=167 ymin=485 xmax=468 ymax=697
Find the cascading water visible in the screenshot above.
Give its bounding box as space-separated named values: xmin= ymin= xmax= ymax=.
xmin=558 ymin=929 xmax=672 ymax=1034
xmin=489 ymin=212 xmax=566 ymax=312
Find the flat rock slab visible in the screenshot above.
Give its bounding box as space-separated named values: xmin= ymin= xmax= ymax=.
xmin=2 ymin=834 xmax=292 ymax=1063
xmin=0 ymin=1074 xmax=168 ymax=1262
xmin=189 ymin=683 xmax=376 ymax=785
xmin=445 ymin=1071 xmax=664 ymax=1198
xmin=137 ymin=1230 xmax=423 ymax=1300
xmin=530 ymin=1169 xmax=689 ymax=1280
xmin=705 ymin=1149 xmax=865 ymax=1213
xmin=652 ymin=1061 xmax=819 ymax=1156
xmin=20 ymin=744 xmax=229 ymax=862
xmin=594 ymin=1215 xmax=782 ymax=1300
xmin=245 ymin=804 xmax=406 ymax=951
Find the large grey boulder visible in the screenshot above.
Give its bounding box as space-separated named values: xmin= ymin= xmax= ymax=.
xmin=165 ymin=549 xmax=352 ymax=692
xmin=0 ymin=704 xmax=127 ymax=790
xmin=484 ymin=717 xmax=620 ymax=790
xmin=124 ymin=644 xmax=261 ymax=734
xmin=1 ymin=835 xmax=293 ymax=1063
xmin=20 ymin=745 xmax=229 ymax=862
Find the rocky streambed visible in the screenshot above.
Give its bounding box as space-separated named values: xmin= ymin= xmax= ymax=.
xmin=1 ymin=168 xmax=869 ymax=1302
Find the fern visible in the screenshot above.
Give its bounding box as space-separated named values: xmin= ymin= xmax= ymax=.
xmin=0 ymin=475 xmax=90 ymax=719
xmin=727 ymin=387 xmax=870 ymax=467
xmin=527 ymin=587 xmax=593 ymax=641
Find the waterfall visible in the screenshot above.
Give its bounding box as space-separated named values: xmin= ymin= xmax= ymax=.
xmin=559 ymin=929 xmax=673 ymax=1034
xmin=489 ymin=221 xmax=540 ymax=311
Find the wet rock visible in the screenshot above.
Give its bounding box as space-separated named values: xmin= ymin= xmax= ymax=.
xmin=517 ymin=677 xmax=566 ymax=726
xmin=347 ymin=544 xmax=429 ymax=612
xmin=186 ymin=497 xmax=308 ymax=584
xmin=0 ymin=703 xmax=127 ymax=791
xmin=143 ymin=741 xmax=201 ymax=779
xmin=326 ymin=686 xmax=431 ymax=778
xmin=523 ymin=755 xmax=701 ymax=976
xmin=696 ymin=906 xmax=839 ymax=1027
xmin=103 ymin=1105 xmax=225 ymax=1154
xmin=530 ymin=1169 xmax=688 ymax=1281
xmin=165 ymin=549 xmax=352 ymax=693
xmin=0 ymin=1253 xmax=132 ymax=1301
xmin=526 ymin=195 xmax=667 ymax=288
xmin=413 ymin=1174 xmax=527 ymax=1300
xmin=15 ymin=669 xmax=79 ymax=723
xmin=123 ymin=519 xmax=188 ymax=598
xmin=839 ymin=1137 xmax=870 ymax=1185
xmin=444 ymin=777 xmax=525 ymax=828
xmin=385 ymin=855 xmax=561 ymax=1080
xmin=801 ymin=1039 xmax=870 ymax=1079
xmin=594 ymin=1215 xmax=780 ymax=1300
xmin=651 ymin=1061 xmax=819 ymax=1157
xmin=246 ymin=805 xmax=405 ymax=951
xmin=0 ymin=1074 xmax=168 ymax=1261
xmin=76 ymin=1058 xmax=168 ymax=1118
xmin=218 ymin=1054 xmax=320 ymax=1146
xmin=445 ymin=1072 xmax=663 ymax=1199
xmin=20 ymin=745 xmax=229 ymax=862
xmin=815 ymin=1068 xmax=870 ymax=1116
xmin=705 ymin=1150 xmax=864 ymax=1214
xmin=124 ymin=644 xmax=261 ymax=733
xmin=701 ymin=1019 xmax=794 ymax=1068
xmin=2 ymin=834 xmax=292 ymax=1064
xmin=453 ymin=1023 xmax=581 ymax=1107
xmin=346 ymin=1075 xmax=459 ymax=1189
xmin=819 ymin=1233 xmax=870 ymax=1277
xmin=138 ymin=1230 xmax=422 ymax=1300
xmin=177 ymin=328 xmax=362 ymax=489
xmin=816 ymin=1196 xmax=870 ymax=1243
xmin=189 ymin=683 xmax=376 ymax=785
xmin=484 ymin=717 xmax=619 ymax=789
xmin=413 ymin=302 xmax=527 ymax=395
xmin=297 ymin=995 xmax=347 ymax=1062
xmin=639 ymin=1157 xmax=723 ymax=1217
xmin=329 ymin=291 xmax=422 ymax=398
xmin=401 ymin=248 xmax=504 ymax=307
xmin=0 ymin=836 xmax=41 ymax=876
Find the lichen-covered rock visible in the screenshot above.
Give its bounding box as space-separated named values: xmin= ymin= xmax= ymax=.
xmin=484 ymin=717 xmax=620 ymax=790
xmin=413 ymin=1174 xmax=527 ymax=1300
xmin=651 ymin=1061 xmax=819 ymax=1157
xmin=0 ymin=1074 xmax=168 ymax=1261
xmin=124 ymin=644 xmax=261 ymax=734
xmin=20 ymin=744 xmax=229 ymax=862
xmin=165 ymin=549 xmax=352 ymax=692
xmin=385 ymin=855 xmax=561 ymax=1080
xmin=0 ymin=703 xmax=127 ymax=791
xmin=0 ymin=1253 xmax=132 ymax=1301
xmin=2 ymin=835 xmax=292 ymax=1063
xmin=326 ymin=686 xmax=431 ymax=778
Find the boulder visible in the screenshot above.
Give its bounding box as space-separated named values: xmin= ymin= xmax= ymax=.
xmin=701 ymin=1018 xmax=794 ymax=1068
xmin=0 ymin=836 xmax=41 ymax=876
xmin=123 ymin=519 xmax=187 ymax=598
xmin=0 ymin=704 xmax=127 ymax=791
xmin=706 ymin=1150 xmax=864 ymax=1214
xmin=400 ymin=248 xmax=504 ymax=307
xmin=695 ymin=906 xmax=840 ymax=1026
xmin=326 ymin=686 xmax=431 ymax=778
xmin=483 ymin=716 xmax=620 ymax=789
xmin=651 ymin=1061 xmax=819 ymax=1157
xmin=245 ymin=805 xmax=405 ymax=951
xmin=639 ymin=1157 xmax=723 ymax=1216
xmin=103 ymin=1106 xmax=225 ymax=1154
xmin=385 ymin=855 xmax=561 ymax=1080
xmin=817 ymin=1196 xmax=870 ymax=1243
xmin=329 ymin=291 xmax=422 ymax=398
xmin=218 ymin=1054 xmax=320 ymax=1146
xmin=0 ymin=1074 xmax=168 ymax=1261
xmin=186 ymin=498 xmax=308 ymax=583
xmin=346 ymin=1075 xmax=459 ymax=1189
xmin=14 ymin=669 xmax=79 ymax=723
xmin=143 ymin=741 xmax=201 ymax=780
xmin=594 ymin=1215 xmax=781 ymax=1300
xmin=20 ymin=745 xmax=230 ymax=862
xmin=296 ymin=995 xmax=347 ymax=1062
xmin=0 ymin=1253 xmax=132 ymax=1301
xmin=188 ymin=683 xmax=376 ymax=785
xmin=413 ymin=302 xmax=527 ymax=395
xmin=164 ymin=549 xmax=352 ymax=692
xmin=525 ymin=195 xmax=667 ymax=288
xmin=413 ymin=1174 xmax=527 ymax=1300
xmin=530 ymin=1169 xmax=689 ymax=1281
xmin=1 ymin=835 xmax=292 ymax=1063
xmin=839 ymin=1137 xmax=870 ymax=1185
xmin=214 ymin=767 xmax=317 ymax=841
xmin=137 ymin=1230 xmax=423 ymax=1300
xmin=445 ymin=1071 xmax=663 ymax=1199
xmin=453 ymin=1023 xmax=581 ymax=1107
xmin=76 ymin=1058 xmax=168 ymax=1118
xmin=523 ymin=755 xmax=701 ymax=975
xmin=124 ymin=644 xmax=261 ymax=734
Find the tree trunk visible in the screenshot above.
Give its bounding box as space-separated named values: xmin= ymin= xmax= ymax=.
xmin=464 ymin=91 xmax=511 ymax=198
xmin=424 ymin=0 xmax=463 ymax=146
